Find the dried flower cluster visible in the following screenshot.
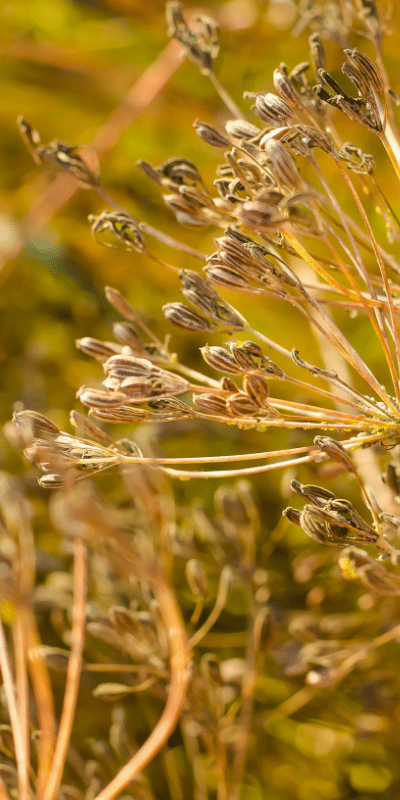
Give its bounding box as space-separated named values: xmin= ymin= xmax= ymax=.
xmin=6 ymin=1 xmax=400 ymax=798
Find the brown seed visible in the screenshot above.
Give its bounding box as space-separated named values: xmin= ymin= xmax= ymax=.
xmin=77 ymin=388 xmax=129 ymax=409
xmin=243 ymin=371 xmax=269 ymax=406
xmin=193 ymin=393 xmax=227 ymax=415
xmin=163 ymin=302 xmax=212 ymax=331
xmin=344 ymin=48 xmax=383 ymax=93
xmin=250 ymin=92 xmax=296 ymax=125
xmin=273 ymin=68 xmax=300 ymax=107
xmin=76 ymin=337 xmax=121 ymax=362
xmin=226 ymin=392 xmax=259 ymax=417
xmin=201 ymin=345 xmax=243 ymax=374
xmin=193 ymin=119 xmax=230 ymax=148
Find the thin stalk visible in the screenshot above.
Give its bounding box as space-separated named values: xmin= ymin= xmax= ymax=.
xmin=43 ymin=538 xmax=88 ymax=800
xmin=207 ymin=69 xmax=246 ymax=120
xmin=230 ymin=587 xmax=257 ymax=800
xmin=0 ymin=619 xmax=28 ymax=800
xmin=12 ymin=621 xmax=30 ymax=800
xmin=283 ymin=230 xmax=400 ymax=413
xmin=91 ymin=556 xmax=189 ymax=800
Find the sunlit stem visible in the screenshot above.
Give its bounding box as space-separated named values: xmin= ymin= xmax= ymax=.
xmin=283 ymin=230 xmax=400 ymax=414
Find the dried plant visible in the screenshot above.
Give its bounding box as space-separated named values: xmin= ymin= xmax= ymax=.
xmin=6 ymin=1 xmax=400 ymax=798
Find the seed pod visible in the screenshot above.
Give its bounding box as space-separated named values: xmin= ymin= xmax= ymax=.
xmin=344 ymin=48 xmax=383 ymax=93
xmin=253 ymin=607 xmax=274 ymax=652
xmin=163 ymin=303 xmax=212 ymax=331
xmin=39 ymin=473 xmax=77 ymax=488
xmin=77 ymin=388 xmax=129 ymax=409
xmin=314 ymin=436 xmax=355 ymax=473
xmin=75 ymin=337 xmax=121 ymax=362
xmin=282 ymin=507 xmax=301 ymax=525
xmin=261 ymin=138 xmax=300 ymax=188
xmin=250 ymin=92 xmax=296 ymax=125
xmin=90 ymin=406 xmax=149 ymax=422
xmin=273 ymin=67 xmax=299 ymax=107
xmin=185 ymin=559 xmax=208 ymax=596
xmin=13 ymin=410 xmax=60 ymax=437
xmin=103 ymin=355 xmax=153 ymax=379
xmin=226 ymin=392 xmax=259 ymax=416
xmin=309 ymin=33 xmax=326 ymax=76
xmin=238 ymin=200 xmax=284 ymax=232
xmin=69 ymin=411 xmax=109 ymax=442
xmin=112 ymin=321 xmax=144 ymax=351
xmin=201 ymin=345 xmax=242 ymax=374
xmin=225 ymin=119 xmax=261 ymax=139
xmin=161 ymin=156 xmax=203 ymax=186
xmin=290 ymin=480 xmax=335 ymax=507
xmin=205 ymin=264 xmax=251 ymax=288
xmin=220 ymin=376 xmax=238 ymax=392
xmin=193 ymin=393 xmax=227 ymax=415
xmin=228 ymin=343 xmax=257 ymax=371
xmin=29 ymin=645 xmax=70 ymax=671
xmin=193 ymin=119 xmax=230 ymax=148
xmin=243 ymin=371 xmax=269 ymax=406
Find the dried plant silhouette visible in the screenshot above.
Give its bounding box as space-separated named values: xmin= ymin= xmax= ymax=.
xmin=5 ymin=1 xmax=400 ymax=798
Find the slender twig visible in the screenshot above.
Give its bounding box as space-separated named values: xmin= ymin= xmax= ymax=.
xmin=42 ymin=538 xmax=87 ymax=800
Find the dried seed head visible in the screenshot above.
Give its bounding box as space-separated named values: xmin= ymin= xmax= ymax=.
xmin=248 ymin=92 xmax=296 ymax=125
xmin=193 ymin=119 xmax=230 ymax=148
xmin=163 ymin=302 xmax=212 ymax=331
xmin=243 ymin=371 xmax=270 ymax=407
xmin=112 ymin=321 xmax=144 ymax=351
xmin=309 ymin=34 xmax=326 ymax=75
xmin=344 ymin=48 xmax=383 ymax=93
xmin=273 ymin=68 xmax=300 ymax=107
xmin=166 ymin=1 xmax=219 ymax=73
xmin=226 ymin=392 xmax=259 ymax=417
xmin=32 ymin=134 xmax=101 ymax=188
xmin=89 ymin=211 xmax=146 ymax=253
xmin=201 ymin=345 xmax=243 ymax=374
xmin=193 ymin=393 xmax=227 ymax=415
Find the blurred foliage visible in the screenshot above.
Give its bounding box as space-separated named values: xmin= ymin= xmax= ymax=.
xmin=4 ymin=1 xmax=400 ymax=799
